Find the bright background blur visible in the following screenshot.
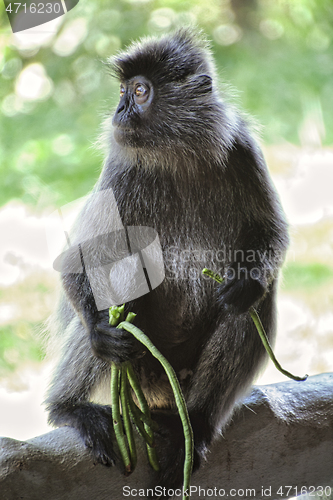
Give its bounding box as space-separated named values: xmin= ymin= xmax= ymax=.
xmin=0 ymin=0 xmax=333 ymax=444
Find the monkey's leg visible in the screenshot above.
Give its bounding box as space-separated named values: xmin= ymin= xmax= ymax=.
xmin=44 ymin=317 xmax=116 ymax=466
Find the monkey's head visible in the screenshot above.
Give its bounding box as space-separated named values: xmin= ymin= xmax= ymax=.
xmin=109 ymin=29 xmax=229 ymax=158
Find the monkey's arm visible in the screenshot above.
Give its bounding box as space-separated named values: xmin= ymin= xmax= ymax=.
xmin=218 ymin=137 xmax=289 ymax=314
xmin=45 ymin=316 xmax=118 ymax=466
xmin=217 ymin=224 xmax=283 ymax=313
xmin=61 ymin=271 xmax=143 ymax=363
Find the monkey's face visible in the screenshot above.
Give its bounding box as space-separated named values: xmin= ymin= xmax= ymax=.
xmin=111 ymin=73 xmax=215 ymax=154
xmin=112 ymin=76 xmax=155 ymax=148
xmin=109 ymin=30 xmax=218 ymax=155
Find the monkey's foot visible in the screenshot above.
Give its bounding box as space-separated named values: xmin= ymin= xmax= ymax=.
xmin=147 ymin=411 xmax=202 ymax=499
xmin=48 ymin=402 xmax=117 ymax=467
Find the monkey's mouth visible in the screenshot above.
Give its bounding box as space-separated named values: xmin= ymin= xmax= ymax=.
xmin=113 ymin=126 xmax=139 ymax=146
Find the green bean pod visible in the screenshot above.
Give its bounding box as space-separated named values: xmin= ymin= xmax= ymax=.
xmin=109 ymin=304 xmax=125 ymax=326
xmin=126 ymin=361 xmax=160 ymax=471
xmin=249 ymin=306 xmax=308 ymax=381
xmin=127 ymin=395 xmax=155 ymax=447
xmin=127 ymin=396 xmax=159 ymax=432
xmin=118 ymin=321 xmax=193 ymax=500
xmin=202 ymin=268 xmax=308 ymax=382
xmin=111 ymin=364 xmax=131 ymax=475
xmin=120 ymin=362 xmax=137 ymax=470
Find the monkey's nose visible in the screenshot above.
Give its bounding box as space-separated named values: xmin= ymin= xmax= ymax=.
xmin=116 ymin=104 xmax=125 ymax=115
xmin=112 ymin=100 xmax=126 ymax=127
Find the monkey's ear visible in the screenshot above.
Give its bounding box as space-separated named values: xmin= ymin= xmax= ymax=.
xmin=190 ymin=74 xmax=213 ymax=94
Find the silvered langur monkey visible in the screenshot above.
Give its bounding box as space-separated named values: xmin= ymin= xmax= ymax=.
xmin=45 ymin=28 xmax=289 ymax=496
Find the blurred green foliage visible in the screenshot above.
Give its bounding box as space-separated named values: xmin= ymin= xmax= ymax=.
xmin=282 ymin=262 xmax=333 ymax=290
xmin=1 ymin=0 xmax=333 ymax=207
xmin=0 ymin=272 xmax=56 ymax=375
xmin=0 ymin=322 xmax=43 ymax=376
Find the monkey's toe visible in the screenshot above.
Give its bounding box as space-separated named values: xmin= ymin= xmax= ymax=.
xmin=90 ymin=442 xmax=117 ymax=467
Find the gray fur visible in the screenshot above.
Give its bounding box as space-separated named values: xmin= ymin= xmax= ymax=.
xmin=45 ymin=28 xmax=289 ymax=497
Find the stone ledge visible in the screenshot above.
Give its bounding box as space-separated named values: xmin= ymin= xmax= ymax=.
xmin=1 ymin=373 xmax=333 ymax=499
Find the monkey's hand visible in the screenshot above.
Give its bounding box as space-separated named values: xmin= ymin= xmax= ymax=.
xmin=147 ymin=411 xmax=207 ymax=499
xmin=90 ymin=310 xmax=145 ymax=363
xmin=218 ymin=262 xmax=267 ymax=314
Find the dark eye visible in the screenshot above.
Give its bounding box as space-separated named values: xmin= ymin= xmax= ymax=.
xmin=120 ymin=84 xmax=125 ymax=97
xmin=134 ymin=83 xmax=149 ymax=104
